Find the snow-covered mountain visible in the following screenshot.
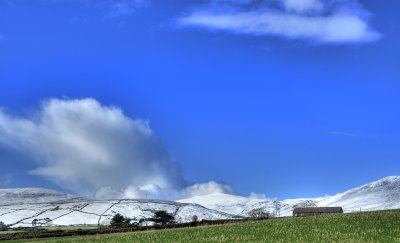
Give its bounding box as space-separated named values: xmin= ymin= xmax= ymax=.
xmin=317 ymin=176 xmax=400 ymax=211
xmin=0 ymin=188 xmax=85 ymax=205
xmin=0 ymin=195 xmax=239 ymax=228
xmin=1 ymin=176 xmax=399 ymax=227
xmin=178 ymin=176 xmax=400 ymax=217
xmin=177 ymin=193 xmax=268 ymax=216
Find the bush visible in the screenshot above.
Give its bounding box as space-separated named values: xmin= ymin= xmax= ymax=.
xmin=110 ymin=213 xmax=131 ymax=228
xmin=0 ymin=221 xmax=7 ymax=231
xmin=152 ymin=210 xmax=175 ymax=225
xmin=192 ymin=215 xmax=198 ymax=223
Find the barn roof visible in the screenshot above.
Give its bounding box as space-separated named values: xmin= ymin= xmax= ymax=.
xmin=293 ymin=207 xmax=343 ymax=214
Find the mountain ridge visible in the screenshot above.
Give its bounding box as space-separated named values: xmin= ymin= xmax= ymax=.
xmin=1 ymin=176 xmax=399 ymax=227
xmin=178 ymin=176 xmax=400 ymax=216
xmin=0 ymin=188 xmax=87 ymax=205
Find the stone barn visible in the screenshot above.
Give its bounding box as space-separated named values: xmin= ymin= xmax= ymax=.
xmin=293 ymin=207 xmax=343 ymax=217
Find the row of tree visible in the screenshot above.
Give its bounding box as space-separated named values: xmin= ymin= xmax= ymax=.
xmin=110 ymin=206 xmax=277 ymax=229
xmin=110 ymin=210 xmax=177 ymax=228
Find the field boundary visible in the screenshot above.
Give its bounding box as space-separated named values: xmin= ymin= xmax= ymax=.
xmin=0 ymin=209 xmax=396 ymax=241
xmin=0 ymin=217 xmax=276 ymax=241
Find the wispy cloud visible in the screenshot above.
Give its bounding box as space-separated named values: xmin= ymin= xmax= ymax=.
xmin=39 ymin=0 xmax=151 ymax=18
xmin=176 ymin=0 xmax=381 ymax=44
xmin=0 ymin=98 xmax=232 ymax=200
xmin=109 ymin=2 xmax=136 ymax=18
xmin=328 ymin=131 xmax=360 ymax=137
xmin=108 ymin=0 xmax=151 ymax=18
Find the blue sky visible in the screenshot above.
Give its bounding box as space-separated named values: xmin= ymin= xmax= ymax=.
xmin=0 ymin=0 xmax=399 ymax=200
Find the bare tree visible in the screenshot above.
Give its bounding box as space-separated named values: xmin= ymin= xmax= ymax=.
xmin=44 ymin=218 xmax=52 ymax=227
xmin=273 ymin=200 xmax=282 ymax=217
xmin=32 ymin=219 xmax=38 ymax=227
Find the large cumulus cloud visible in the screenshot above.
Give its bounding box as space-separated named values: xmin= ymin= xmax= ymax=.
xmin=0 ymin=98 xmax=232 ymax=200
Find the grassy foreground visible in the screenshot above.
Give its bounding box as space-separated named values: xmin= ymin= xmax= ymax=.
xmin=10 ymin=210 xmax=400 ymax=243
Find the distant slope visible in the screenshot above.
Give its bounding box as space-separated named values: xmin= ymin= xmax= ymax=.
xmin=1 ymin=176 xmax=399 ymax=227
xmin=0 ymin=199 xmax=240 ymax=228
xmin=178 ymin=176 xmax=400 ymax=217
xmin=177 ymin=193 xmax=267 ymax=216
xmin=0 ymin=188 xmax=85 ymax=205
xmin=178 ymin=193 xmax=294 ymax=216
xmin=318 ymin=176 xmax=400 ymax=211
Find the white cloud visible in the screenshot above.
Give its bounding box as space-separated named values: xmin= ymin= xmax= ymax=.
xmin=249 ymin=192 xmax=268 ymax=199
xmin=180 ymin=181 xmax=235 ymax=199
xmin=40 ymin=0 xmax=150 ymax=18
xmin=96 ymin=181 xmax=234 ymax=200
xmin=0 ymin=98 xmax=231 ymax=200
xmin=283 ymin=0 xmax=323 ymax=13
xmin=176 ymin=0 xmax=381 ymax=44
xmin=108 ymin=0 xmax=151 ymax=18
xmin=110 ymin=2 xmax=135 ymax=17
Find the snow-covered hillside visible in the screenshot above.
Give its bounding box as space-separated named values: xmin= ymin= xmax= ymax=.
xmin=0 ymin=198 xmax=239 ymax=228
xmin=178 ymin=193 xmax=297 ymax=217
xmin=178 ymin=176 xmax=400 ymax=217
xmin=318 ymin=176 xmax=400 ymax=211
xmin=1 ymin=176 xmax=399 ymax=227
xmin=0 ymin=188 xmax=85 ymax=205
xmin=177 ymin=193 xmax=269 ymax=216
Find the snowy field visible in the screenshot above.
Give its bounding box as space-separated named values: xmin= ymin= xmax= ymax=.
xmin=1 ymin=176 xmax=399 ymax=227
xmin=179 ymin=176 xmax=400 ymax=217
xmin=0 ymin=198 xmax=237 ymax=228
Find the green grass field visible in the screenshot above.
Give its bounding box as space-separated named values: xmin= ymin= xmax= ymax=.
xmin=9 ymin=210 xmax=400 ymax=242
xmin=0 ymin=226 xmax=97 ymax=236
xmin=42 ymin=226 xmax=99 ymax=231
xmin=0 ymin=230 xmax=24 ymax=235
